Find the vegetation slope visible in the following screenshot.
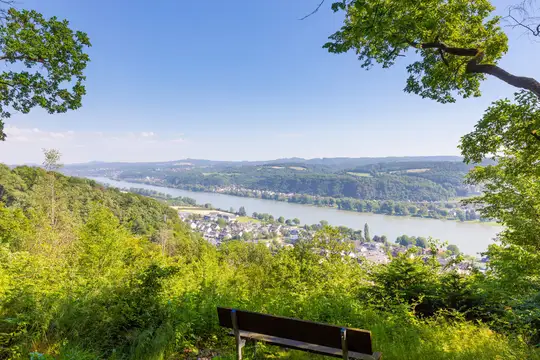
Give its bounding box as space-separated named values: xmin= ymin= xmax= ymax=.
xmin=0 ymin=165 xmax=538 ymax=360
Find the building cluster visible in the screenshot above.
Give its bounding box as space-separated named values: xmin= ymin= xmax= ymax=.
xmin=178 ymin=211 xmax=478 ymax=273
xmin=178 ymin=211 xmax=301 ymax=246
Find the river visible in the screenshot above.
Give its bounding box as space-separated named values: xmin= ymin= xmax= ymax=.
xmin=90 ymin=177 xmax=503 ymax=255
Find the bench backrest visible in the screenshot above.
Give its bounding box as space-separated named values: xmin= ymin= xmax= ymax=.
xmin=217 ymin=307 xmax=373 ymax=354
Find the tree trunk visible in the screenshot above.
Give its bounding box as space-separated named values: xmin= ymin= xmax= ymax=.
xmin=50 ymin=176 xmax=56 ymax=228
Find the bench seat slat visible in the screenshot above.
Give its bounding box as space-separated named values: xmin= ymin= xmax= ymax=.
xmin=235 ymin=330 xmax=381 ymax=360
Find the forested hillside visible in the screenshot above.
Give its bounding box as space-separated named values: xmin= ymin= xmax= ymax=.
xmin=63 ymin=158 xmax=475 ymax=202
xmin=69 ymin=159 xmax=476 ymax=202
xmin=162 ymin=169 xmax=455 ymax=201
xmin=1 ymin=165 xmax=538 ymax=359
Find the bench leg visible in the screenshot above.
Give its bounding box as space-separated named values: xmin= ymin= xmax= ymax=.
xmin=341 ymin=328 xmax=349 ymax=360
xmin=236 ymin=338 xmax=246 ymax=360
xmin=231 ymin=309 xmax=245 ymax=360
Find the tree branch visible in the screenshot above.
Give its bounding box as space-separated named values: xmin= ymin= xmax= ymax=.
xmin=407 ymin=41 xmax=540 ymax=98
xmin=300 ymin=0 xmax=325 ymax=20
xmin=504 ymin=3 xmax=540 ymax=37
xmin=466 ymin=57 xmax=540 ymax=98
xmin=438 ymin=49 xmax=449 ymax=66
xmin=419 ymin=42 xmax=478 ymax=56
xmin=507 ymin=13 xmax=540 ymax=36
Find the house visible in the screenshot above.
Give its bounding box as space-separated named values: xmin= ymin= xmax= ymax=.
xmin=288 ymin=229 xmax=299 ymax=241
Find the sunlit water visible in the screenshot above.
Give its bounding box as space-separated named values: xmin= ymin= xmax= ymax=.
xmin=89 ymin=177 xmax=503 ymax=255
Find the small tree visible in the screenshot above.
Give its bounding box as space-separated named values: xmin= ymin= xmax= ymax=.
xmin=447 ymin=244 xmax=461 ymax=255
xmin=277 ymin=216 xmax=285 ymax=224
xmin=238 ymin=206 xmax=247 ymax=216
xmin=42 ymin=148 xmax=62 ymax=171
xmin=364 ymin=223 xmax=371 ymax=242
xmin=416 ymin=237 xmax=429 ymax=249
xmin=292 ymin=218 xmax=300 ymax=225
xmin=42 ymin=148 xmax=62 ymax=227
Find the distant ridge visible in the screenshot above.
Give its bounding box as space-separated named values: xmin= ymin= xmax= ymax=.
xmin=63 ymin=155 xmax=463 ymax=169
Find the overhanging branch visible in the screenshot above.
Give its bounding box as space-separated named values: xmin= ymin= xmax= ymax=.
xmin=466 ymin=55 xmax=540 ymax=98
xmin=407 ymin=40 xmax=540 ymax=98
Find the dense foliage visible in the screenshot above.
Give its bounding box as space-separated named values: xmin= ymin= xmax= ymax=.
xmin=324 ymin=0 xmax=513 ymax=102
xmin=459 ymin=90 xmax=540 ymax=336
xmin=0 ymin=7 xmax=91 ymax=140
xmin=118 ymin=161 xmax=473 ymax=202
xmin=1 ymin=166 xmax=538 ymax=359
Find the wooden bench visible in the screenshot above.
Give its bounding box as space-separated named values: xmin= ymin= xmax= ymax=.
xmin=217 ymin=307 xmax=382 ymax=360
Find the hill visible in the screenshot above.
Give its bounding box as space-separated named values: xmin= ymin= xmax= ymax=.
xmin=63 ymin=156 xmax=464 ymax=170
xmin=63 ymin=157 xmax=476 ymax=202
xmin=0 ymin=164 xmax=538 ymax=359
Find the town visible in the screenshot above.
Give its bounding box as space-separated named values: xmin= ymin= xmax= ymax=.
xmin=177 ymin=208 xmax=480 ymax=273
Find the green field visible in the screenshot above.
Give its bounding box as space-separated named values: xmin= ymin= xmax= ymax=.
xmin=237 ymin=216 xmax=260 ymax=223
xmin=347 ymin=172 xmax=372 ymax=177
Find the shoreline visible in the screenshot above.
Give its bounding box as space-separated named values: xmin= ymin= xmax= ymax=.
xmin=98 ymin=177 xmax=501 ymax=226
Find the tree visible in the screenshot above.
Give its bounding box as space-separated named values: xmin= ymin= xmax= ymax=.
xmin=252 ymin=212 xmax=258 ymax=219
xmin=364 ymin=223 xmax=371 ymax=242
xmin=324 ymin=0 xmax=540 ymax=101
xmin=396 ymin=235 xmax=415 ymax=247
xmin=456 ymin=209 xmax=466 ymax=222
xmin=242 ymin=231 xmax=253 ymax=241
xmin=277 ymin=216 xmax=285 ymax=224
xmin=447 ymin=244 xmax=460 ymax=255
xmin=238 ymin=206 xmax=247 ymax=216
xmin=292 ymin=218 xmax=300 ymax=225
xmin=416 ymin=237 xmax=428 ymax=249
xmin=42 ymin=148 xmax=62 ymax=227
xmin=42 ymin=148 xmax=62 ymax=171
xmin=380 ymin=235 xmax=388 ymax=244
xmin=461 ymin=91 xmax=540 ymax=250
xmin=0 ymin=7 xmax=91 ymax=140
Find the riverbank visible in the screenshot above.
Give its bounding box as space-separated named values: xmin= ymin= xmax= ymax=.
xmin=89 ymin=177 xmax=503 ymax=255
xmin=119 ymin=177 xmax=489 ymax=224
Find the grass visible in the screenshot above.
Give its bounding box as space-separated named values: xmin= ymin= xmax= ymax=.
xmin=347 ymin=172 xmax=372 ymax=177
xmin=237 ymin=216 xmax=260 ymax=223
xmin=171 ymin=206 xmax=232 ymax=216
xmin=388 ymin=168 xmax=431 ymax=174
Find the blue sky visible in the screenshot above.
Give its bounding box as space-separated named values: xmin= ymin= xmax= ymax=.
xmin=0 ymin=0 xmax=538 ymax=164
